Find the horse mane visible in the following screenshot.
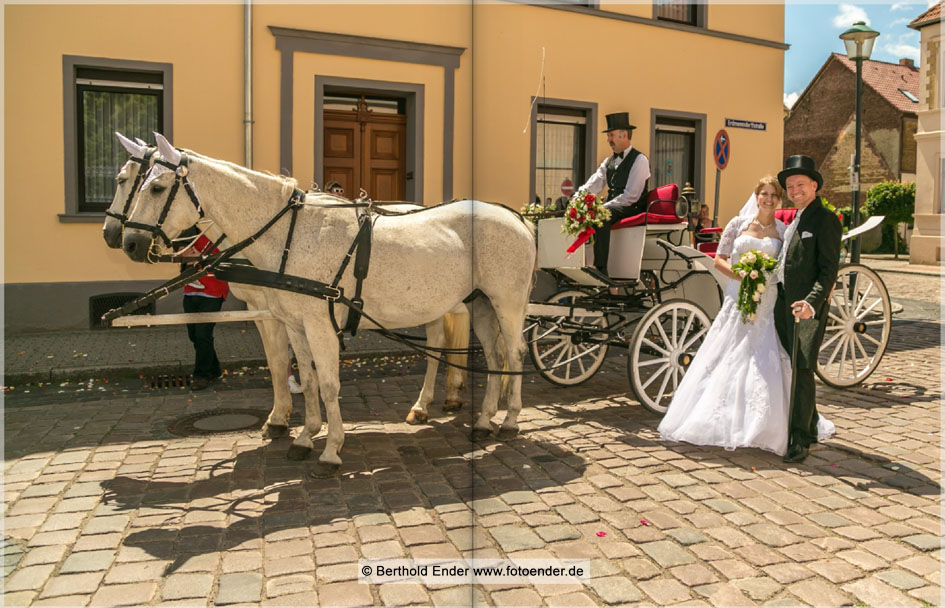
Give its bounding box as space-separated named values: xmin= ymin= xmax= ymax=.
xmin=181 ymin=149 xmax=298 ymax=199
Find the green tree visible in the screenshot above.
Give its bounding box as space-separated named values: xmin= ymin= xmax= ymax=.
xmin=864 ymin=181 xmax=915 ymax=258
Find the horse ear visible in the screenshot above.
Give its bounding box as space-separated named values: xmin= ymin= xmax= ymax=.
xmin=134 ymin=137 xmax=147 ymax=146
xmin=154 ymin=133 xmax=181 ymax=166
xmin=115 ymin=132 xmax=144 ymax=157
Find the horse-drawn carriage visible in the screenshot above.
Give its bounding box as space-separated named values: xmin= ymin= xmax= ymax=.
xmin=523 ymin=184 xmax=893 ymax=413
xmin=105 ymin=133 xmax=892 ymax=472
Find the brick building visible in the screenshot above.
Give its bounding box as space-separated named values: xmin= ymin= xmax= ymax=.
xmin=784 ymin=53 xmax=919 ymax=208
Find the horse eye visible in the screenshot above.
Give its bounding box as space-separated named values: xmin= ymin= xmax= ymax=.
xmin=117 ymin=177 xmax=127 ymax=184
xmin=151 ymin=183 xmax=166 ymax=193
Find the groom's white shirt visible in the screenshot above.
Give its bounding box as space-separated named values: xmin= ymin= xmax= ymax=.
xmin=777 ymin=205 xmax=816 ymax=319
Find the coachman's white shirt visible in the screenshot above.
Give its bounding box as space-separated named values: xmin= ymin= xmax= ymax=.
xmin=580 ymin=146 xmax=651 ymax=209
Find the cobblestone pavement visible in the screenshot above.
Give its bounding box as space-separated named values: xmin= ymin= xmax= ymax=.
xmin=3 ymin=279 xmax=941 ymax=607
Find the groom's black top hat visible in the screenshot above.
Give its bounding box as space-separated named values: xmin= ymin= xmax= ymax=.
xmin=778 ymin=155 xmax=823 ymax=191
xmin=603 ymin=112 xmax=636 ymax=133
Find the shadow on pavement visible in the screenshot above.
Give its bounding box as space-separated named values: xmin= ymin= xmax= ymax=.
xmin=102 ymin=420 xmax=587 ymax=575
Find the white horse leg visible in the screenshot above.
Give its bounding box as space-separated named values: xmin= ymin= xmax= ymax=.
xmin=285 ymin=327 xmax=323 ymax=461
xmin=493 ymin=297 xmax=529 ymax=439
xmin=443 ymin=311 xmax=469 ymax=411
xmin=255 ymin=318 xmax=292 ymax=439
xmin=406 ymin=319 xmax=444 ymax=425
xmin=469 ymin=298 xmax=505 ymax=441
xmin=301 ymin=318 xmax=344 ymax=477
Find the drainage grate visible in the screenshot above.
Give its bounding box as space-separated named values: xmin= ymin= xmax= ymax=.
xmin=148 ymin=375 xmax=190 ymax=390
xmin=168 ymin=408 xmax=269 ymax=437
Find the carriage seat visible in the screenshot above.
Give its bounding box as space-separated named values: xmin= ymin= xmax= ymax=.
xmin=775 ymin=208 xmax=797 ymax=224
xmin=611 ymin=184 xmax=686 ymax=230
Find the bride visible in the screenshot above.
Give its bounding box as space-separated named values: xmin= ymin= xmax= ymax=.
xmin=658 ymin=176 xmax=834 ymax=456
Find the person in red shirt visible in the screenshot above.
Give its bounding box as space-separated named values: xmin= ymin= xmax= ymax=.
xmin=179 ymin=230 xmax=229 ymax=390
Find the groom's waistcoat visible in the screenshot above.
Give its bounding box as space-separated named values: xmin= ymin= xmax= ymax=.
xmin=781 ymin=197 xmax=842 ymax=317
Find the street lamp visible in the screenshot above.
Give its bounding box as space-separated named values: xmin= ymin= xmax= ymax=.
xmin=840 ymin=20 xmax=879 ymax=264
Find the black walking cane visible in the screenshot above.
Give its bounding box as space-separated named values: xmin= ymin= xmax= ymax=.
xmin=787 ymin=305 xmax=802 ymax=450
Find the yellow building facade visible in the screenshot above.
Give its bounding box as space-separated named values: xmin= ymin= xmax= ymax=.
xmin=4 ymin=2 xmax=786 ymax=332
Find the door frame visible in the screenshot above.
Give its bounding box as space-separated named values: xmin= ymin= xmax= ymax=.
xmin=315 ymin=77 xmax=424 ymax=202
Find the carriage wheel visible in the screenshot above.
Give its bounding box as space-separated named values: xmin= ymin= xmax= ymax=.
xmin=816 ymin=264 xmax=891 ymax=388
xmin=527 ymin=290 xmax=610 ymax=386
xmin=628 ymin=299 xmax=711 ymax=415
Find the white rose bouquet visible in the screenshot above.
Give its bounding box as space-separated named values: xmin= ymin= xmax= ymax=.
xmin=731 ymin=249 xmax=779 ymax=323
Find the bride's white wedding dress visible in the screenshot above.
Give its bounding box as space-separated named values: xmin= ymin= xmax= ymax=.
xmin=658 ymin=219 xmax=834 ymax=456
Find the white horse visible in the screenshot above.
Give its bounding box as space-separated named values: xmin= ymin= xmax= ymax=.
xmin=104 ymin=134 xmax=468 ymax=437
xmin=122 ymin=134 xmax=536 ymax=476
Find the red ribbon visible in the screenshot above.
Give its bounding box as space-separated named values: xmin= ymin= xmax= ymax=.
xmin=566 ymin=227 xmax=595 ymax=253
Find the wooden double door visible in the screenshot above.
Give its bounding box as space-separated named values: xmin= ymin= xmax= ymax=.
xmin=323 ymin=97 xmax=407 ymax=201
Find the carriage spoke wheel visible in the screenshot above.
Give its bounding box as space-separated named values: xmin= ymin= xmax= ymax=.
xmin=628 ymin=299 xmax=711 ymax=415
xmin=816 ymin=264 xmax=891 ymax=388
xmin=528 ymin=290 xmax=610 ymax=386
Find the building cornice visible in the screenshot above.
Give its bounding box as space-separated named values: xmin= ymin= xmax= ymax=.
xmin=506 ymin=1 xmax=789 ymax=50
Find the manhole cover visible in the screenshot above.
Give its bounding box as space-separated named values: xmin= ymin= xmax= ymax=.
xmin=168 ymin=408 xmax=269 ymax=436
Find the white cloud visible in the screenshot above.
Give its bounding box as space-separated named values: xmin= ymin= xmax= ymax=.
xmin=883 ymin=43 xmax=921 ymax=61
xmin=890 ymin=17 xmax=912 ymax=26
xmin=833 ymin=4 xmax=870 ymax=28
xmin=784 ymin=92 xmax=799 ymax=109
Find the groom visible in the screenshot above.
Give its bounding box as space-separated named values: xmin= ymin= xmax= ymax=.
xmin=775 ymin=155 xmax=842 ymax=463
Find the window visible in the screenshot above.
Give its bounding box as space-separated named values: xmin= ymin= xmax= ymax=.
xmin=62 ymin=57 xmax=172 ymax=220
xmin=654 ymin=0 xmax=705 ymax=27
xmin=533 ymin=105 xmax=590 ymax=207
xmin=653 ymin=118 xmax=697 ymax=190
xmin=899 ymin=88 xmax=919 ymax=104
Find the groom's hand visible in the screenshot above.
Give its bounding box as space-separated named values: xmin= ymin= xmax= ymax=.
xmin=791 ymin=301 xmax=813 ymax=320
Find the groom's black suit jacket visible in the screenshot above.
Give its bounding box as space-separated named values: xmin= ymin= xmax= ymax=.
xmin=775 ymin=197 xmax=842 ymax=369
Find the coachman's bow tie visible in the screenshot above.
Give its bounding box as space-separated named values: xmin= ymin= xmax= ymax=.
xmin=613 ymin=151 xmax=625 ymax=160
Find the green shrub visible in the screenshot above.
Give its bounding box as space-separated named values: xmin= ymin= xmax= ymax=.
xmin=864 ymin=182 xmax=915 ymax=256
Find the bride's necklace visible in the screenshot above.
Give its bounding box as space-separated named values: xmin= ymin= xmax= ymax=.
xmin=752 ymin=216 xmax=775 ymax=230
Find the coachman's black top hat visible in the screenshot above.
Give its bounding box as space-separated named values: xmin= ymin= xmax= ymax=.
xmin=778 ymin=155 xmax=823 ymax=190
xmin=603 ymin=112 xmax=636 ymax=133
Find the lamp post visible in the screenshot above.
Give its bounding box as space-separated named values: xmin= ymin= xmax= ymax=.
xmin=840 ymin=21 xmax=879 ymax=264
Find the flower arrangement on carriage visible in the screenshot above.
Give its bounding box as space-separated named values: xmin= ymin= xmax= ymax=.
xmin=520 ymin=200 xmax=557 ymax=219
xmin=562 ymin=190 xmax=611 ymax=253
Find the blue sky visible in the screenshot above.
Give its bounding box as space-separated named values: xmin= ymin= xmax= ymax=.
xmin=784 ymin=1 xmax=935 ymax=107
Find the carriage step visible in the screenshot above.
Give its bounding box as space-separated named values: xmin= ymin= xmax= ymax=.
xmin=581 ymin=266 xmax=638 ymax=288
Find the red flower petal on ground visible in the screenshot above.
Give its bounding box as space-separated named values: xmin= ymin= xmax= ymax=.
xmin=596 ymin=531 xmax=607 ymax=537
xmin=640 ymin=520 xmax=650 ymax=526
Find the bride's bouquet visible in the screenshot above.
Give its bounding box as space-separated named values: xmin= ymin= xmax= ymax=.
xmin=731 ymin=250 xmax=779 ymax=323
xmin=563 ymin=190 xmax=611 ymax=253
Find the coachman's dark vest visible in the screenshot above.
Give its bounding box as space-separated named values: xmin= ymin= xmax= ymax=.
xmin=606 ymin=148 xmax=649 ymax=205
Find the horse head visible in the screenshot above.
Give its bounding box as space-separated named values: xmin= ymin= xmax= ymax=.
xmin=104 ymin=133 xmax=156 ymax=249
xmin=122 ymin=133 xmax=201 ymax=263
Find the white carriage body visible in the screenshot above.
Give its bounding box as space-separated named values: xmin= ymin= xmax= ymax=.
xmin=536 ymin=217 xmax=723 ymax=318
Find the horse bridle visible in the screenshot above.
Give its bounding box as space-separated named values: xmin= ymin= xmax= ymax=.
xmin=124 ymin=152 xmax=205 ymax=249
xmin=105 ymin=147 xmax=156 ymax=223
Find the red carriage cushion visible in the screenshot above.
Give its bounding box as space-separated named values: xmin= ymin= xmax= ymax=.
xmin=612 ymin=184 xmax=685 ymax=231
xmin=775 ymin=208 xmax=797 ymax=224
xmin=697 ymin=241 xmax=718 ymax=258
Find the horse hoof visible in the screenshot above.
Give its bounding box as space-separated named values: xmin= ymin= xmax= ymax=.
xmin=496 ymin=427 xmax=519 ymax=441
xmin=286 ymin=444 xmax=312 ymax=461
xmin=405 ymin=410 xmax=428 ymax=425
xmin=311 ymin=462 xmax=340 ymax=478
xmin=442 ymin=400 xmax=464 ymax=412
xmin=264 ymin=424 xmax=289 ymax=439
xmin=470 ymin=427 xmax=492 ymax=442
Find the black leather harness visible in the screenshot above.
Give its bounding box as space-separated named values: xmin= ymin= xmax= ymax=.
xmin=113 ymin=163 xmax=376 ymax=349
xmin=105 ymin=147 xmax=156 ymax=223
